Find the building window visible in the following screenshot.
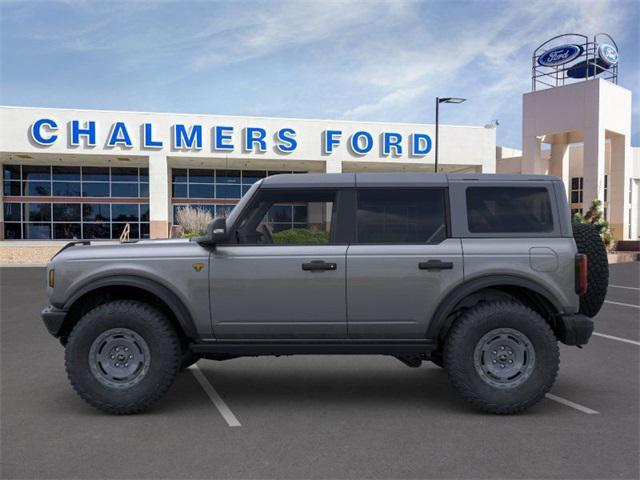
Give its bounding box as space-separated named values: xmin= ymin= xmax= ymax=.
xmin=170 ymin=169 xmax=304 ymax=225
xmin=570 ymin=177 xmax=583 ymax=204
xmin=2 ymin=164 xmax=149 ymax=240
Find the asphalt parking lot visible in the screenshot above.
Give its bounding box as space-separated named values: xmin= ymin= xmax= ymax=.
xmin=1 ymin=263 xmax=638 ymax=479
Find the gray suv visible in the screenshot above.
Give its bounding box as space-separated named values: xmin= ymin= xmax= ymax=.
xmin=42 ymin=173 xmax=608 ymax=414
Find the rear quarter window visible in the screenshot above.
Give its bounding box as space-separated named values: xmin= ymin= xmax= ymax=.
xmin=466 ymin=187 xmax=554 ymax=233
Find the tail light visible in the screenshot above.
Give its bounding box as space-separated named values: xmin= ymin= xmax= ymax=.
xmin=575 ymin=254 xmax=588 ymax=295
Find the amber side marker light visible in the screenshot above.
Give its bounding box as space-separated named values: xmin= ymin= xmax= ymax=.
xmin=48 ymin=269 xmax=55 ymax=288
xmin=575 ymin=254 xmax=588 ymax=295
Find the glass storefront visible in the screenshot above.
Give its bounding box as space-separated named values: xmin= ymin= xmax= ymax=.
xmin=3 ymin=165 xmax=149 ymax=240
xmin=171 ymin=168 xmax=304 ymax=224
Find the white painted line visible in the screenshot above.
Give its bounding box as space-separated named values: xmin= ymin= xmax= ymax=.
xmin=609 ymin=284 xmax=640 ymax=291
xmin=604 ymin=300 xmax=640 ymax=309
xmin=593 ymin=332 xmax=640 ymax=346
xmin=545 ymin=393 xmax=599 ymax=414
xmin=189 ymin=364 xmax=241 ymax=427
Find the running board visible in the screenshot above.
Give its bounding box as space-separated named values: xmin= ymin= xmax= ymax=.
xmin=190 ymin=339 xmax=438 ymax=357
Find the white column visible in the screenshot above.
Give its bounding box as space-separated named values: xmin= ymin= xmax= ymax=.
xmin=609 ymin=134 xmax=631 ymax=240
xmin=325 ymin=158 xmax=342 ymax=173
xmin=582 ymin=126 xmax=606 ymax=212
xmin=148 ymin=153 xmax=170 ymax=239
xmin=522 ymin=135 xmax=543 ymax=173
xmin=550 ymin=135 xmax=570 ymax=193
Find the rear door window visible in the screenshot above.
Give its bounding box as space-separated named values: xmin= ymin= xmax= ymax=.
xmin=355 ymin=189 xmax=447 ymax=244
xmin=466 ymin=187 xmax=553 ymax=233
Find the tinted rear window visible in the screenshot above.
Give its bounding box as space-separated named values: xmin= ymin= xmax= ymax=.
xmin=356 ymin=189 xmax=447 ymax=243
xmin=466 ymin=187 xmax=553 ymax=233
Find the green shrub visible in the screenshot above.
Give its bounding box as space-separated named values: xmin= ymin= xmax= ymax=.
xmin=271 ymin=228 xmax=330 ymax=244
xmin=572 ymin=199 xmax=615 ymax=252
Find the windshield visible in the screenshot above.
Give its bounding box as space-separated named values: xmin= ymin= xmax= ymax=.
xmin=224 ymin=180 xmax=262 ymax=228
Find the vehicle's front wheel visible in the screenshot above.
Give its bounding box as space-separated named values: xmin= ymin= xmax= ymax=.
xmin=65 ymin=300 xmax=181 ymax=414
xmin=444 ymin=301 xmax=559 ymax=414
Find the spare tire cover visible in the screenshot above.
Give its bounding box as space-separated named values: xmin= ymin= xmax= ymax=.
xmin=572 ymin=223 xmax=609 ymax=317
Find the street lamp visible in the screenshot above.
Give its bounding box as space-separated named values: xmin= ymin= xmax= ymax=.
xmin=435 ymin=97 xmax=466 ymax=172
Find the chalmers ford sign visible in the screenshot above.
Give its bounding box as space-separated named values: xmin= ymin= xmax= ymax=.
xmin=29 ymin=118 xmax=434 ymax=157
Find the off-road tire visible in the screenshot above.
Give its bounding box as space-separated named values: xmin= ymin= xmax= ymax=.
xmin=572 ymin=223 xmax=609 ymax=317
xmin=65 ymin=300 xmax=181 ymax=414
xmin=444 ymin=301 xmax=559 ymax=414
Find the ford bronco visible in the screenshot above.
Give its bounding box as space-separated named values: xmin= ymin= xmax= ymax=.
xmin=41 ymin=173 xmax=608 ymax=414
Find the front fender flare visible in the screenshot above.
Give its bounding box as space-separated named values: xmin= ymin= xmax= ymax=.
xmin=63 ymin=274 xmax=198 ymax=338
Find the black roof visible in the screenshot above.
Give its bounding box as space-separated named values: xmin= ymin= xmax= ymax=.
xmin=260 ymin=172 xmax=560 ymax=188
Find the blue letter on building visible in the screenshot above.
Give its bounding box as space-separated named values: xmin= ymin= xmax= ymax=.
xmin=143 ymin=123 xmax=163 ymax=148
xmin=411 ymin=133 xmax=432 ymax=156
xmin=71 ymin=120 xmax=96 ymax=147
xmin=275 ymin=128 xmax=297 ymax=153
xmin=30 ymin=118 xmax=58 ymax=145
xmin=173 ymin=124 xmax=203 ymax=149
xmin=350 ymin=131 xmax=373 ymax=155
xmin=244 ymin=127 xmax=267 ymax=152
xmin=323 ymin=130 xmax=342 ymax=154
xmin=382 ymin=132 xmax=403 ymax=156
xmin=107 ymin=122 xmax=133 ymax=147
xmin=214 ymin=126 xmax=234 ymax=151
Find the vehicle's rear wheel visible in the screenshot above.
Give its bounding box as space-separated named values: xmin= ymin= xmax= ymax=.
xmin=65 ymin=300 xmax=181 ymax=414
xmin=444 ymin=301 xmax=559 ymax=414
xmin=572 ymin=223 xmax=609 ymax=317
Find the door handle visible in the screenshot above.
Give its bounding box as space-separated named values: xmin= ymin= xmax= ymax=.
xmin=302 ymin=260 xmax=337 ymax=272
xmin=419 ymin=260 xmax=454 ymax=270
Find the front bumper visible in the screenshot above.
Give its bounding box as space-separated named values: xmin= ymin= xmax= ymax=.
xmin=556 ymin=313 xmax=594 ymax=346
xmin=41 ymin=306 xmax=68 ymax=338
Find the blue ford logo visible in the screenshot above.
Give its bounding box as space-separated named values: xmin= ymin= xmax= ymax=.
xmin=598 ymin=44 xmax=618 ymax=66
xmin=538 ymin=44 xmax=583 ymax=67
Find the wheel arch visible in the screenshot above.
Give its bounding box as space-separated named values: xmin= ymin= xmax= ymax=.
xmin=60 ymin=275 xmax=197 ymax=342
xmin=427 ymin=275 xmax=564 ymax=341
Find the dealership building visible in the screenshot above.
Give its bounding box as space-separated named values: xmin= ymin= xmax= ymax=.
xmin=0 ymin=34 xmax=638 ymax=243
xmin=0 ymin=107 xmax=496 ymax=241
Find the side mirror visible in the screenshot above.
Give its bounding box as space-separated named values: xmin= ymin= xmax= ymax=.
xmin=200 ymin=217 xmax=228 ymax=246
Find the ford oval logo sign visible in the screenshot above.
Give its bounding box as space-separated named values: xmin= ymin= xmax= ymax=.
xmin=598 ymin=44 xmax=618 ymax=67
xmin=538 ymin=44 xmax=583 ymax=67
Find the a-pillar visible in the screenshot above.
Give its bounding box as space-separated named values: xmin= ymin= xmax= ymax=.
xmin=609 ymin=133 xmax=631 ymax=239
xmin=582 ymin=126 xmax=606 ymax=212
xmin=148 ymin=153 xmax=170 ymax=239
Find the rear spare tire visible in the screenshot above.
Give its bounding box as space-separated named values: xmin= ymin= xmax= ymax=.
xmin=572 ymin=223 xmax=609 ymax=317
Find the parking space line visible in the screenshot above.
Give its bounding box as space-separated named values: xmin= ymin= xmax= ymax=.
xmin=189 ymin=364 xmax=241 ymax=427
xmin=545 ymin=394 xmax=599 ymax=414
xmin=609 ymin=284 xmax=640 ymax=291
xmin=593 ymin=332 xmax=640 ymax=346
xmin=604 ymin=300 xmax=640 ymax=309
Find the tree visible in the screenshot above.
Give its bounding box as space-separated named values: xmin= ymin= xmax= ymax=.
xmin=572 ymin=199 xmax=615 ymax=251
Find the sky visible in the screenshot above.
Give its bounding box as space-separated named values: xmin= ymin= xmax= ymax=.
xmin=1 ymin=0 xmax=638 ymax=149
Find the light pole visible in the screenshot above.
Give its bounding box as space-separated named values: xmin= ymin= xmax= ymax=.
xmin=435 ymin=97 xmax=466 ymax=172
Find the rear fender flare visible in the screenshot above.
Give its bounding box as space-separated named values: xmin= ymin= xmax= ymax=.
xmin=426 ymin=275 xmax=563 ymax=340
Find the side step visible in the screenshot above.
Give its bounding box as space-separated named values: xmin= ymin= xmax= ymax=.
xmin=190 ymin=339 xmax=438 ymax=357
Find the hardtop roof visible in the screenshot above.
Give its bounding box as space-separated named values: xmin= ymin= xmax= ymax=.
xmin=259 ymin=172 xmax=560 ymax=188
